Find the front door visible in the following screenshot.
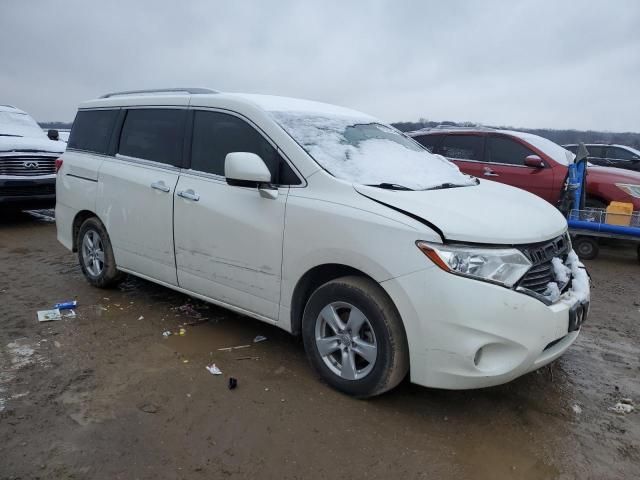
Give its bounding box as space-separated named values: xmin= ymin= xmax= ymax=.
xmin=484 ymin=135 xmax=557 ymax=203
xmin=173 ymin=110 xmax=299 ymax=320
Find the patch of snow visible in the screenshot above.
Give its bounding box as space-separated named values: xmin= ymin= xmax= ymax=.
xmin=0 ymin=111 xmax=47 ymax=138
xmin=7 ymin=341 xmax=35 ymax=369
xmin=272 ymin=112 xmax=476 ymax=190
xmin=572 ymin=404 xmax=582 ymax=414
xmin=543 ymin=250 xmax=590 ymax=304
xmin=543 ymin=282 xmax=562 ymax=303
xmin=552 ymin=257 xmax=571 ymax=285
xmin=507 ymin=130 xmax=575 ymax=166
xmin=609 ymin=401 xmax=634 ymax=414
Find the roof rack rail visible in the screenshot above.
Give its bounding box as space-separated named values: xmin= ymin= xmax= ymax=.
xmin=99 ymin=87 xmax=218 ymax=99
xmin=431 ymin=124 xmax=496 ymax=131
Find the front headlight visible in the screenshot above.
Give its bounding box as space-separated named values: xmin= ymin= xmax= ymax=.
xmin=416 ymin=241 xmax=532 ymax=288
xmin=615 ymin=183 xmax=640 ymax=199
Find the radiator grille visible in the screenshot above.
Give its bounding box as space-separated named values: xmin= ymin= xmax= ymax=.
xmin=0 ymin=156 xmax=57 ymax=176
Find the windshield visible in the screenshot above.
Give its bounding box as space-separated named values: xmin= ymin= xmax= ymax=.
xmin=272 ymin=112 xmax=476 ymax=190
xmin=0 ymin=111 xmax=46 ymax=138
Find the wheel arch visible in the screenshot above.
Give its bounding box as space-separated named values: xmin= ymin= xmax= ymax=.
xmin=290 ymin=263 xmax=398 ymax=336
xmin=71 ymin=210 xmax=100 ymax=252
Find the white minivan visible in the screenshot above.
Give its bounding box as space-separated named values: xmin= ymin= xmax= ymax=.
xmin=56 ymin=88 xmax=590 ymax=397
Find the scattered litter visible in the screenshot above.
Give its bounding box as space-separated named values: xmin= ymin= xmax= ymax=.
xmin=179 ymin=328 xmax=186 ymax=336
xmin=609 ymin=398 xmax=634 ymax=414
xmin=253 ymin=335 xmax=267 ymax=343
xmin=186 ymin=393 xmax=191 ymax=398
xmin=572 ymin=404 xmax=582 ymax=414
xmin=236 ymin=356 xmax=260 ymax=361
xmin=37 ymin=309 xmax=61 ymax=322
xmin=264 ymin=387 xmax=270 ymax=392
xmin=162 ymin=330 xmax=172 ymax=338
xmin=218 ymin=345 xmax=250 ymax=352
xmin=138 ymin=403 xmax=159 ymax=414
xmin=63 ymin=310 xmax=76 ymax=318
xmin=54 ymin=300 xmax=77 ymax=310
xmin=138 ymin=316 xmax=144 ymax=321
xmin=228 ymin=377 xmax=238 ymax=390
xmin=182 ymin=359 xmax=189 ymax=364
xmin=281 ymin=398 xmax=286 ymax=402
xmin=206 ymin=363 xmax=222 ymax=375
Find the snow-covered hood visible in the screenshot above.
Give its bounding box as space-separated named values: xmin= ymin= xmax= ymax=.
xmin=355 ymin=180 xmax=568 ymax=244
xmin=0 ymin=136 xmax=65 ymax=154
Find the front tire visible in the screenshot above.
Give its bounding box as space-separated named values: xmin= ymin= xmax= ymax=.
xmin=302 ymin=276 xmax=409 ymax=398
xmin=573 ymin=236 xmax=599 ymax=260
xmin=77 ymin=217 xmax=124 ymax=288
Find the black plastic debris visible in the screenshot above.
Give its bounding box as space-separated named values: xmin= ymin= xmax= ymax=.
xmin=228 ymin=377 xmax=238 ymax=390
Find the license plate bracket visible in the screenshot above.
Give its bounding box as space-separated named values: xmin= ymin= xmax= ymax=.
xmin=568 ymin=301 xmax=589 ymax=332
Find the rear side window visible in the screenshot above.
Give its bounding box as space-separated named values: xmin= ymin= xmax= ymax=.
xmin=118 ymin=109 xmax=186 ymax=166
xmin=564 ymin=145 xmax=578 ymax=154
xmin=413 ymin=134 xmax=441 ymax=152
xmin=486 ymin=136 xmax=535 ymax=165
xmin=586 ymin=145 xmax=604 ymax=157
xmin=190 ymin=110 xmax=300 ymax=184
xmin=607 ymin=147 xmax=636 ymax=160
xmin=440 ymin=135 xmax=484 ymax=160
xmin=68 ymin=109 xmax=118 ymax=154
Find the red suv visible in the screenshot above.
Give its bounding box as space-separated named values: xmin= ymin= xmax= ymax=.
xmin=408 ymin=127 xmax=640 ymax=210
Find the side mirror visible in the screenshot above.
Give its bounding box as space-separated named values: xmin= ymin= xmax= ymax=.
xmin=47 ymin=129 xmax=59 ymax=141
xmin=224 ymin=152 xmax=278 ymax=199
xmin=524 ymin=154 xmax=545 ymax=168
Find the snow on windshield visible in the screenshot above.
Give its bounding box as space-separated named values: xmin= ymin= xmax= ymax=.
xmin=272 ymin=112 xmax=476 ymax=190
xmin=508 ymin=131 xmax=575 ymax=166
xmin=0 ymin=112 xmax=46 ymax=138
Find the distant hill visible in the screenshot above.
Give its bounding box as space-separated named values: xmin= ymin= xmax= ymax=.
xmin=392 ymin=119 xmax=640 ymax=149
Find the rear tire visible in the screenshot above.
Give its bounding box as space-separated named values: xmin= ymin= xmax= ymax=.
xmin=573 ymin=236 xmax=599 ymax=260
xmin=77 ymin=217 xmax=124 ymax=288
xmin=302 ymin=276 xmax=409 ymax=398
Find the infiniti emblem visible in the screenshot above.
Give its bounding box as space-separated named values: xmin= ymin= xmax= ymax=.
xmin=23 ymin=161 xmax=40 ymax=169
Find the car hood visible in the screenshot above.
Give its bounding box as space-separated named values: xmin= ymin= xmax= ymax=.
xmin=0 ymin=135 xmax=66 ymax=154
xmin=587 ymin=165 xmax=640 ymax=184
xmin=354 ymin=180 xmax=568 ymax=244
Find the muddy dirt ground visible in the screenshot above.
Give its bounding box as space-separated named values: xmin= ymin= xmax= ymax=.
xmin=0 ymin=211 xmax=638 ymax=479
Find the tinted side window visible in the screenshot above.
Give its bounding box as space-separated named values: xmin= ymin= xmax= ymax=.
xmin=440 ymin=135 xmax=484 ymax=160
xmin=191 ymin=110 xmax=300 ymax=184
xmin=413 ymin=134 xmax=441 ymax=152
xmin=68 ymin=109 xmax=118 ymax=154
xmin=586 ymin=145 xmax=604 ymax=157
xmin=564 ymin=145 xmax=578 ymax=154
xmin=487 ymin=136 xmax=534 ymax=165
xmin=607 ymin=147 xmax=636 ymax=160
xmin=118 ymin=109 xmax=186 ymax=166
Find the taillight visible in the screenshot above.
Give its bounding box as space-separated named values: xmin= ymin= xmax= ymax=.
xmin=55 ymin=158 xmax=63 ymax=173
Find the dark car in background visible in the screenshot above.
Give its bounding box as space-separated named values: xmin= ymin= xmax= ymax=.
xmin=409 ymin=127 xmax=640 ymax=210
xmin=0 ymin=104 xmax=65 ymax=211
xmin=563 ymin=143 xmax=640 ymax=172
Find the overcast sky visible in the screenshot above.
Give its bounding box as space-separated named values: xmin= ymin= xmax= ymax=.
xmin=1 ymin=0 xmax=638 ymax=131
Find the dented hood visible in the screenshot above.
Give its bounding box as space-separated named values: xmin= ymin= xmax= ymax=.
xmin=354 ymin=180 xmax=568 ymax=244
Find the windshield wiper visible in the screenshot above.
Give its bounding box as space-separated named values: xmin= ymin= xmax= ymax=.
xmin=367 ymin=182 xmax=414 ymax=191
xmin=423 ymin=183 xmax=464 ymax=191
xmin=0 ymin=134 xmax=22 ymax=137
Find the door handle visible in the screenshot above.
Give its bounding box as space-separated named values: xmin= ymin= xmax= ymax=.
xmin=177 ymin=189 xmax=200 ymax=202
xmin=483 ymin=167 xmax=499 ymax=177
xmin=151 ymin=181 xmax=171 ymax=193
